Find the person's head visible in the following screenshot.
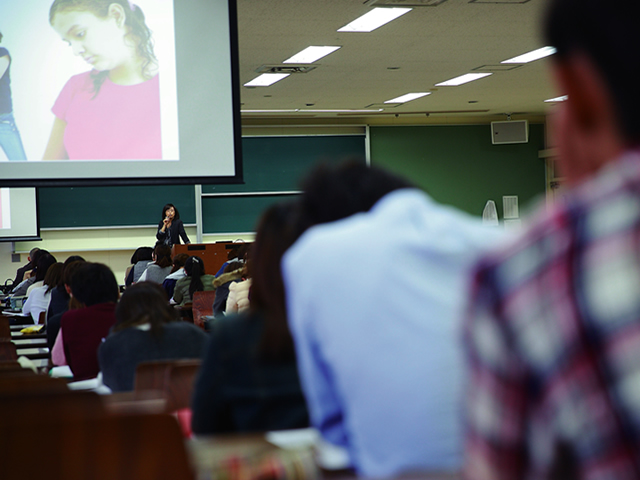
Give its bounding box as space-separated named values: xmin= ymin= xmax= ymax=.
xmin=161 ymin=203 xmax=179 ymax=222
xmin=34 ymin=253 xmax=58 ymax=282
xmin=184 ymin=256 xmax=205 ymax=298
xmin=544 ymin=0 xmax=636 ymax=185
xmin=49 ymin=0 xmax=155 ymax=76
xmin=223 ymin=261 xmax=244 ymax=274
xmin=132 ymin=246 xmax=153 ymax=263
xmin=44 ymin=263 xmax=64 ymax=293
xmin=113 ymin=282 xmax=177 ymax=337
xmin=60 ymin=260 xmax=86 ymax=308
xmin=29 ymin=249 xmax=49 ymax=273
xmin=153 ymin=242 xmax=172 ymax=268
xmin=170 ymin=252 xmax=189 ymax=274
xmin=27 ymin=247 xmax=40 ymax=263
xmin=70 ymin=262 xmax=119 ymax=306
xmin=293 ymin=159 xmax=412 ymax=239
xmin=250 ymin=201 xmax=300 ymax=360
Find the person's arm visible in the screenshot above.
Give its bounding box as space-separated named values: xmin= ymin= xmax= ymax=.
xmin=156 ymin=220 xmax=169 ymax=241
xmin=224 ymin=282 xmax=239 ymax=314
xmin=462 ymin=268 xmax=528 ymax=480
xmin=173 ymin=278 xmax=185 ymax=305
xmin=178 ymin=220 xmax=191 ymax=244
xmin=0 ymin=55 xmax=9 ymax=80
xmin=42 ymin=118 xmax=69 ymax=160
xmin=51 ymin=327 xmax=67 ymax=366
xmin=282 ymin=250 xmax=349 ymax=449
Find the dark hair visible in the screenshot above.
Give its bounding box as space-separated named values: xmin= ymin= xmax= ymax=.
xmin=62 ymin=260 xmax=85 ymax=288
xmin=250 ymin=202 xmax=299 ymax=360
xmin=153 ymin=243 xmax=172 ymax=268
xmin=170 ymin=253 xmax=189 ymax=274
xmin=544 ymin=0 xmax=640 ymax=145
xmin=184 ymin=256 xmax=205 ymax=299
xmin=223 ymin=261 xmax=244 ymax=274
xmin=49 ymin=0 xmax=156 ymax=95
xmin=293 ymin=159 xmax=412 ymax=240
xmin=44 ymin=263 xmax=64 ymax=293
xmin=29 ymin=249 xmax=50 ymax=277
xmin=113 ymin=282 xmax=177 ymax=337
xmin=161 ymin=204 xmax=180 ymax=221
xmin=34 ymin=253 xmax=58 ymax=282
xmin=55 ymin=256 xmax=85 ymax=291
xmin=70 ymin=262 xmax=119 ymax=306
xmin=130 ymin=246 xmax=152 ymax=264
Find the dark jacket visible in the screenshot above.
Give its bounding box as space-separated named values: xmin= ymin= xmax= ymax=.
xmin=156 ymin=219 xmax=190 ymax=247
xmin=98 ymin=322 xmax=208 ymax=392
xmin=191 ymin=312 xmax=309 ymax=434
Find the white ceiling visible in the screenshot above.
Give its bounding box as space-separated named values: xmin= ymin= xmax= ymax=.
xmin=236 ymin=0 xmax=559 ymax=123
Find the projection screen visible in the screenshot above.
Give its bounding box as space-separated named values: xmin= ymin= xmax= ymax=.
xmin=0 ymin=0 xmax=242 ymax=186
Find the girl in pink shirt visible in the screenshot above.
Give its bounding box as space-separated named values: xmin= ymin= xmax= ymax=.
xmin=44 ymin=0 xmax=161 ymax=160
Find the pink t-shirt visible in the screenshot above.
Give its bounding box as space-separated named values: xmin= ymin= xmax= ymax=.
xmin=52 ymin=71 xmax=162 ymax=160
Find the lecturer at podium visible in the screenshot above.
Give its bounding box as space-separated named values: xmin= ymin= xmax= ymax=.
xmin=156 ymin=203 xmax=190 ymax=247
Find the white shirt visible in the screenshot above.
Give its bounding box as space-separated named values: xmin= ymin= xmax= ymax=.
xmin=282 ymin=188 xmax=507 ymax=477
xmin=21 ymin=284 xmax=52 ymax=324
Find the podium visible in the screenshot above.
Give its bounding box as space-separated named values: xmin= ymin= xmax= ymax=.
xmin=172 ymin=243 xmax=241 ymax=277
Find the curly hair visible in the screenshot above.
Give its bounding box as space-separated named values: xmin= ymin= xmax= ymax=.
xmin=49 ymin=0 xmax=157 ymax=95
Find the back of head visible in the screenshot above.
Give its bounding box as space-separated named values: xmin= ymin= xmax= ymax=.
xmin=153 ymin=243 xmax=172 ymax=268
xmin=184 ymin=256 xmax=205 ymax=298
xmin=135 ymin=247 xmax=153 ymax=263
xmin=544 ymin=0 xmax=640 ymax=145
xmin=44 ymin=263 xmax=64 ymax=292
xmin=294 ymin=159 xmax=413 ymax=239
xmin=170 ymin=253 xmax=189 ymax=273
xmin=34 ymin=253 xmax=58 ymax=282
xmin=114 ymin=282 xmax=176 ymax=336
xmin=70 ymin=263 xmax=119 ymax=307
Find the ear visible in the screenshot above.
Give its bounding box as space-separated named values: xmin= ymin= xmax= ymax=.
xmin=108 ymin=3 xmax=127 ymax=29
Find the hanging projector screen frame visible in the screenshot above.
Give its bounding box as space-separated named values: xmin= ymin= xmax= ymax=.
xmin=0 ymin=188 xmax=40 ymax=242
xmin=0 ymin=0 xmax=243 ymax=187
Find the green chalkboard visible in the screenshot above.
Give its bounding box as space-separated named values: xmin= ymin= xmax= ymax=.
xmin=38 ymin=134 xmax=366 ymax=229
xmin=201 ymin=135 xmax=367 ymax=233
xmin=38 ymin=185 xmax=196 ymax=228
xmin=369 ymin=124 xmax=546 ymax=218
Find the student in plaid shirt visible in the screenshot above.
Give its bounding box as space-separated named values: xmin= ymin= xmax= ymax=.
xmin=464 ymin=1 xmax=640 ymax=479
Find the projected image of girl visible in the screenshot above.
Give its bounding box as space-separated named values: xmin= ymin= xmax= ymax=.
xmin=44 ymin=0 xmax=161 ymax=160
xmin=0 ymin=32 xmax=27 ymax=161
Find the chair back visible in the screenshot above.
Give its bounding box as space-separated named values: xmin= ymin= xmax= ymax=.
xmin=38 ymin=310 xmax=46 ymax=325
xmin=191 ymin=290 xmax=216 ymax=328
xmin=0 ymin=342 xmax=18 ymax=362
xmin=0 ymin=411 xmax=194 ymax=480
xmin=0 ymin=317 xmax=11 ymax=340
xmin=134 ymin=359 xmax=202 ymax=412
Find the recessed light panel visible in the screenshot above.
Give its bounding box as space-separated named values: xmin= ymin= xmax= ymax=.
xmin=435 ymin=73 xmax=492 ymax=86
xmin=501 ymin=46 xmax=556 ymax=64
xmin=384 ymin=92 xmax=431 ymax=103
xmin=244 ymin=73 xmax=290 ymax=87
xmin=283 ymin=46 xmax=341 ymax=64
xmin=338 ymin=7 xmax=412 ymax=32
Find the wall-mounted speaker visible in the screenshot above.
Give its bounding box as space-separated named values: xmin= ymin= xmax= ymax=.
xmin=491 ymin=120 xmax=529 ymax=145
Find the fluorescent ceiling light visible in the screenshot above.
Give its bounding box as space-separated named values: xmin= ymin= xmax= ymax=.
xmin=435 ymin=73 xmax=492 ymax=86
xmin=501 ymin=46 xmax=556 ymax=64
xmin=384 ymin=92 xmax=431 ymax=104
xmin=544 ymin=95 xmax=568 ymax=103
xmin=338 ymin=7 xmax=412 ymax=33
xmin=283 ymin=46 xmax=341 ymax=64
xmin=244 ymin=73 xmax=290 ymax=87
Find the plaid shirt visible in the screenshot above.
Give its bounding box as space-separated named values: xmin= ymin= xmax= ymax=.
xmin=464 ymin=152 xmax=640 ymax=480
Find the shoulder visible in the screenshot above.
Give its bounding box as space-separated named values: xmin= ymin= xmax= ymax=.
xmin=0 ymin=47 xmax=9 ymax=58
xmin=165 ymin=321 xmax=208 ymax=339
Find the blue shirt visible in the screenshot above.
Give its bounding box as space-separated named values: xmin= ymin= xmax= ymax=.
xmin=282 ymin=189 xmax=506 ymax=477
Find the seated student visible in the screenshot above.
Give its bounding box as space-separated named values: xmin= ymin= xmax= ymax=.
xmin=98 ymin=282 xmax=207 ymax=392
xmin=212 ymin=261 xmax=244 ymax=317
xmin=10 ymin=249 xmax=53 ymax=297
xmin=22 ymin=262 xmax=63 ymax=324
xmin=47 ymin=260 xmax=86 ymax=351
xmin=26 ymin=253 xmax=58 ymax=296
xmin=47 ymin=256 xmax=85 ymax=320
xmin=125 ymin=246 xmax=153 ymax=286
xmin=51 ymin=263 xmax=119 ymax=381
xmin=137 ymin=243 xmax=172 ymax=284
xmin=12 ymin=247 xmax=39 ymax=286
xmin=191 ymin=202 xmax=310 ymax=434
xmin=214 ymin=243 xmax=247 ymax=278
xmin=162 ymin=253 xmax=189 ymax=300
xmin=281 ymin=161 xmax=505 ymax=477
xmin=172 ymin=256 xmax=215 ymax=306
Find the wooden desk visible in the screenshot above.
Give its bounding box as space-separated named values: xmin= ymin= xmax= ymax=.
xmin=173 ymin=243 xmax=251 ymax=278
